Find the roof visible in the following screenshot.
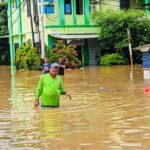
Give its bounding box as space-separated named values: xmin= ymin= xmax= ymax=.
xmin=133 ymin=44 xmax=150 ymax=52
xmin=51 ymin=34 xmax=98 ymax=39
xmin=0 ymin=35 xmax=9 ymax=39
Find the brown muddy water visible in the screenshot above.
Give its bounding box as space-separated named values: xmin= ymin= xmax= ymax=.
xmin=0 ymin=65 xmax=150 ymax=150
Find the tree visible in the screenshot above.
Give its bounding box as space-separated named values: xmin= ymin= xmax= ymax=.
xmin=15 ymin=40 xmax=41 ymax=70
xmin=0 ymin=3 xmax=9 ymax=65
xmin=91 ymin=9 xmax=150 ymax=64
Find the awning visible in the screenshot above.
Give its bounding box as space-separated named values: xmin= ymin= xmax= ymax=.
xmin=51 ymin=34 xmax=98 ymax=39
xmin=0 ymin=35 xmax=9 ymax=39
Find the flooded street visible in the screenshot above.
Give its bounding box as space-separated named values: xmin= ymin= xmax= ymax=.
xmin=0 ymin=65 xmax=150 ymax=150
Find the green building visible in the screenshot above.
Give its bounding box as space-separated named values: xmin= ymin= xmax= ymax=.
xmin=7 ymin=0 xmax=149 ymax=67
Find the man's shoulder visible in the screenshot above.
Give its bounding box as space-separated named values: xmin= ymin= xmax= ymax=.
xmin=40 ymin=73 xmax=49 ymax=79
xmin=56 ymin=75 xmax=62 ymax=80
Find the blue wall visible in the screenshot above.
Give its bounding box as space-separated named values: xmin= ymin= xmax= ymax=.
xmin=143 ymin=52 xmax=150 ymax=68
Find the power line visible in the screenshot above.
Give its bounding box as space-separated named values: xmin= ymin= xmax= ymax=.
xmin=8 ymin=0 xmax=26 ymax=19
xmin=12 ymin=0 xmax=27 ymax=25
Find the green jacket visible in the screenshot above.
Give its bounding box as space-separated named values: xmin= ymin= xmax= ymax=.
xmin=35 ymin=73 xmax=66 ymax=107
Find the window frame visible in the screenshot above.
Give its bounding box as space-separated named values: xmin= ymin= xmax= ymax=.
xmin=76 ymin=0 xmax=83 ymax=15
xmin=64 ymin=0 xmax=72 ymax=14
xmin=44 ymin=5 xmax=54 ymax=14
xmin=120 ymin=0 xmax=130 ymax=9
xmin=39 ymin=4 xmax=55 ymax=14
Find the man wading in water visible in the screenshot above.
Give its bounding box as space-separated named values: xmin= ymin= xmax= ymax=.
xmin=34 ymin=63 xmax=71 ymax=108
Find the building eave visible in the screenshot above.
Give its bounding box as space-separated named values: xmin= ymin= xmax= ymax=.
xmin=51 ymin=33 xmax=99 ymax=39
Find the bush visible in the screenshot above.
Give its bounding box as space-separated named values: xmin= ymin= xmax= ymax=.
xmin=15 ymin=40 xmax=41 ymax=70
xmin=100 ymin=53 xmax=128 ymax=66
xmin=46 ymin=40 xmax=81 ymax=69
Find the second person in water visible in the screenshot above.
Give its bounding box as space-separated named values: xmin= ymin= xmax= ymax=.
xmin=42 ymin=58 xmax=51 ymax=74
xmin=57 ymin=57 xmax=65 ymax=80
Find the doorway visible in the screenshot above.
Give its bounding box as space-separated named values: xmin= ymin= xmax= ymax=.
xmin=75 ymin=46 xmax=82 ymax=67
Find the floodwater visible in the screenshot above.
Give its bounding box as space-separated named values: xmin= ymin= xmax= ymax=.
xmin=0 ymin=65 xmax=150 ymax=150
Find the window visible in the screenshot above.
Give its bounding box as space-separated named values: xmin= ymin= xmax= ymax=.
xmin=120 ymin=0 xmax=130 ymax=9
xmin=64 ymin=0 xmax=72 ymax=14
xmin=76 ymin=0 xmax=83 ymax=14
xmin=45 ymin=5 xmax=54 ymax=14
xmin=14 ymin=43 xmax=19 ymax=51
xmin=40 ymin=5 xmax=54 ymax=14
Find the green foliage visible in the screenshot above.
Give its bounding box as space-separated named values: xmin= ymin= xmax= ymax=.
xmin=0 ymin=5 xmax=8 ymax=36
xmin=91 ymin=9 xmax=150 ymax=64
xmin=0 ymin=4 xmax=9 ymax=65
xmin=0 ymin=38 xmax=10 ymax=65
xmin=46 ymin=40 xmax=81 ymax=68
xmin=100 ymin=53 xmax=128 ymax=66
xmin=15 ymin=40 xmax=41 ymax=70
xmin=0 ymin=11 xmax=9 ymax=64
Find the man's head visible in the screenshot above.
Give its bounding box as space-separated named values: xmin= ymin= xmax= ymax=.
xmin=49 ymin=63 xmax=59 ymax=77
xmin=44 ymin=58 xmax=48 ymax=63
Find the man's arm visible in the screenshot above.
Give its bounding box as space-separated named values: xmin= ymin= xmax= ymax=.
xmin=60 ymin=77 xmax=71 ymax=100
xmin=34 ymin=76 xmax=44 ymax=107
xmin=59 ymin=77 xmax=65 ymax=94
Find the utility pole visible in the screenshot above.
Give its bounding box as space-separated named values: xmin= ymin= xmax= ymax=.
xmin=127 ymin=28 xmax=133 ymax=68
xmin=27 ymin=0 xmax=35 ymax=47
xmin=41 ymin=0 xmax=45 ymax=60
xmin=33 ymin=0 xmax=40 ymax=53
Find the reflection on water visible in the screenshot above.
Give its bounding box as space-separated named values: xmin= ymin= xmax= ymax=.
xmin=0 ymin=65 xmax=150 ymax=150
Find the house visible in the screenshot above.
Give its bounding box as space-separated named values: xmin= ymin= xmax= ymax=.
xmin=7 ymin=0 xmax=149 ymax=67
